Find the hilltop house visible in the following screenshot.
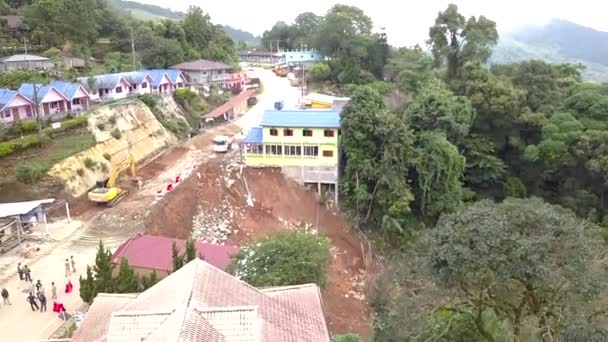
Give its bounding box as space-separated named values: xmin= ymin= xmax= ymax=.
xmin=119 ymin=71 xmax=153 ymax=95
xmin=0 ymin=89 xmax=34 ymax=124
xmin=18 ymin=83 xmax=70 ymax=117
xmin=151 ymin=69 xmax=186 ymax=91
xmin=111 ymin=234 xmax=239 ymax=280
xmin=170 ymin=59 xmax=231 ymax=86
xmin=242 ymin=109 xmax=340 ymax=203
xmin=49 ymin=81 xmax=91 ymax=112
xmin=145 ymin=69 xmax=173 ymax=94
xmin=78 ymin=74 xmax=131 ymax=101
xmin=71 ymin=259 xmax=331 ymax=342
xmin=0 ymin=54 xmax=54 ymax=72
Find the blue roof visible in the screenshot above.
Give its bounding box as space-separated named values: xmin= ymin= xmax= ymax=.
xmin=144 ymin=69 xmax=169 ymax=87
xmin=120 ymin=71 xmax=151 ymax=85
xmin=49 ymin=81 xmax=83 ymax=100
xmin=0 ymin=88 xmax=18 ymax=109
xmin=159 ymin=69 xmax=183 ymax=83
xmin=18 ymin=83 xmax=55 ymax=103
xmin=77 ymin=74 xmax=123 ymax=90
xmin=242 ymin=127 xmax=263 ymax=144
xmin=260 ymin=110 xmax=341 ymax=128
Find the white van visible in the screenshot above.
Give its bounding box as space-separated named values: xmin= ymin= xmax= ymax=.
xmin=213 ymin=135 xmax=233 ymax=153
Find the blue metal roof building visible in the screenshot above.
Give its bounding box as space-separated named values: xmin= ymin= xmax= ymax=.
xmin=144 ymin=69 xmax=170 ymax=88
xmin=18 ymin=83 xmax=55 ymax=103
xmin=260 ymin=110 xmax=341 ymax=128
xmin=77 ymin=74 xmax=125 ymax=91
xmin=49 ymin=81 xmax=85 ymax=100
xmin=119 ymin=71 xmax=151 ymax=85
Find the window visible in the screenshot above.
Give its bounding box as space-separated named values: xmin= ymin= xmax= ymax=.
xmin=73 ymin=98 xmax=80 ymax=105
xmin=323 ymin=150 xmax=334 ymax=157
xmin=324 ymin=129 xmax=335 ymax=137
xmin=2 ymin=109 xmax=10 ymax=118
xmin=50 ymin=102 xmax=58 ymax=109
xmin=302 ymin=129 xmax=313 ymax=137
xmin=246 ymin=144 xmax=263 ymax=154
xmin=265 ymin=144 xmax=282 ymax=155
xmin=311 ymin=54 xmax=315 ymax=58
xmin=25 ymin=107 xmax=32 ymax=117
xmin=283 ymin=129 xmax=293 ymax=136
xmin=116 ymin=86 xmax=122 ymax=93
xmin=270 ymin=128 xmax=278 ymax=136
xmin=284 ymin=145 xmax=302 ymax=157
xmin=132 ymin=84 xmax=138 ymax=90
xmin=142 ymin=82 xmax=148 ymax=88
xmin=303 ymin=145 xmax=319 ymax=157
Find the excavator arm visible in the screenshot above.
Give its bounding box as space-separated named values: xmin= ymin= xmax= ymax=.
xmin=106 ymin=154 xmax=136 ymax=188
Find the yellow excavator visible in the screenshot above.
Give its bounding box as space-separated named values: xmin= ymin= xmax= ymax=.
xmin=87 ymin=154 xmax=136 ymax=207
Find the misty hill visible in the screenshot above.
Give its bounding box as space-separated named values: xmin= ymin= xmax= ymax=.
xmin=109 ymin=0 xmax=259 ymax=44
xmin=491 ymin=20 xmax=608 ymax=82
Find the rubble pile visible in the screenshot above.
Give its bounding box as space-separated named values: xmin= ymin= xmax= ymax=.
xmin=191 ymin=201 xmax=235 ymax=244
xmin=344 ymin=268 xmax=367 ymax=302
xmin=277 ymin=217 xmax=318 ymax=235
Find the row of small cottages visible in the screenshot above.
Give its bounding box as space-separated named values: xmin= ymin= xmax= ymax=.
xmin=0 ymin=69 xmax=185 ymax=124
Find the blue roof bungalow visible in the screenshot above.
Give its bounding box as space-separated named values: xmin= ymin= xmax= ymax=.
xmin=145 ymin=69 xmax=173 ymax=94
xmin=154 ymin=69 xmax=186 ymax=92
xmin=18 ymin=83 xmax=70 ymax=118
xmin=77 ymin=74 xmax=131 ymax=101
xmin=49 ymin=81 xmax=92 ymax=113
xmin=0 ymin=88 xmax=34 ymax=124
xmin=119 ymin=71 xmax=154 ymax=96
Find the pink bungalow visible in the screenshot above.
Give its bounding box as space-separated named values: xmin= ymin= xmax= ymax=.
xmin=224 ymin=72 xmax=247 ymax=91
xmin=147 ymin=70 xmax=172 ymax=94
xmin=120 ymin=71 xmax=153 ymax=95
xmin=50 ymin=81 xmax=91 ymax=113
xmin=0 ymin=88 xmax=34 ymax=124
xmin=18 ymin=83 xmax=70 ymax=117
xmin=77 ymin=74 xmax=131 ymax=101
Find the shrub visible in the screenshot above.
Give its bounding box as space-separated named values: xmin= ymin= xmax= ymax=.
xmin=332 ymin=334 xmax=362 ymax=342
xmin=310 ymin=63 xmax=331 ymax=81
xmin=230 ymin=231 xmax=330 ymax=287
xmin=100 ymin=163 xmax=109 ymax=173
xmin=102 ymin=152 xmax=112 ymax=161
xmin=138 ymin=94 xmax=159 ymax=109
xmin=110 ymin=128 xmax=122 ymax=139
xmin=15 ymin=163 xmax=45 ymax=183
xmin=0 ymin=141 xmax=16 ymax=157
xmin=108 ymin=115 xmax=117 ymax=125
xmin=96 ymin=122 xmax=106 ymax=131
xmin=42 ymin=116 xmax=88 ymax=136
xmin=76 ymin=168 xmax=85 ymax=177
xmin=19 ymin=120 xmax=39 ymax=133
xmin=83 ymin=157 xmax=97 ymax=170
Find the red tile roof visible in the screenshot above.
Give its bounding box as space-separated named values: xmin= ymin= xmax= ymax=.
xmin=205 ymin=89 xmax=256 ymax=119
xmin=170 ymin=59 xmax=231 ymax=71
xmin=111 ymin=234 xmax=239 ymax=272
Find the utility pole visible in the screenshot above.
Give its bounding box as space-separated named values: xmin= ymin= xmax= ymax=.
xmin=130 ymin=28 xmax=136 ymax=71
xmin=24 ymin=38 xmax=41 ymax=132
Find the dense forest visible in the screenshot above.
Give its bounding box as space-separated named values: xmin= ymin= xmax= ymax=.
xmin=263 ymin=3 xmax=608 ymax=340
xmin=0 ymin=0 xmax=237 ymax=80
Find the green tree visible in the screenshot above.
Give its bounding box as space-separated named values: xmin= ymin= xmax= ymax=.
xmin=94 ymin=240 xmax=114 ymax=294
xmin=294 ymin=12 xmax=321 ymax=42
xmin=104 ymin=52 xmax=132 ymax=73
xmin=427 ymin=3 xmax=498 ymax=80
xmin=332 ymin=334 xmax=361 ymax=342
xmin=231 ymin=231 xmax=330 ymax=287
xmin=79 ymin=265 xmax=96 ymax=304
xmin=185 ymin=238 xmax=196 ymax=263
xmin=412 ymin=131 xmax=465 ymax=218
xmin=171 ymin=241 xmax=184 ymax=272
xmin=407 ymin=78 xmax=475 ymax=144
xmin=140 ymin=270 xmax=159 ymax=291
xmin=309 ymin=63 xmax=331 ymax=81
xmin=139 ymin=36 xmax=185 ymax=68
xmin=340 ymin=86 xmax=415 ymax=227
xmin=374 ymin=198 xmax=607 ymax=341
xmin=384 ymin=46 xmax=434 ymax=95
xmin=114 ymin=258 xmax=139 ymax=293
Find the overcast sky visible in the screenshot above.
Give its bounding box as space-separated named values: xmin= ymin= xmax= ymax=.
xmin=137 ymin=0 xmax=608 ymax=46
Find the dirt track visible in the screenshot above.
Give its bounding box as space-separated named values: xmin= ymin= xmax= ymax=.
xmin=143 ymin=152 xmax=371 ymax=336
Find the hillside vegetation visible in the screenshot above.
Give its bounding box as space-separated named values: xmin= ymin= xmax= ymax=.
xmin=491 ymin=20 xmax=608 ymax=82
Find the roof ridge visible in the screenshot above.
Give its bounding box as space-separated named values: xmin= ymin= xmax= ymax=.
xmin=96 ymin=293 xmax=139 ymax=299
xmin=260 ymin=283 xmax=320 ymax=293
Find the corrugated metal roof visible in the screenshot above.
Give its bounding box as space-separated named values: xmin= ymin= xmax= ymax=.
xmin=146 ymin=69 xmax=183 ymax=84
xmin=260 ymin=110 xmax=340 ymax=128
xmin=119 ymin=71 xmax=151 ymax=85
xmin=170 ymin=59 xmax=231 ymax=71
xmin=111 ymin=234 xmax=239 ymax=272
xmin=242 ymin=127 xmax=263 ymax=144
xmin=78 ymin=74 xmax=124 ymax=90
xmin=1 ymin=54 xmax=49 ymax=63
xmin=0 ymin=199 xmax=55 ymax=218
xmin=142 ymin=69 xmax=169 ymax=87
xmin=50 ymin=81 xmax=87 ymax=100
xmin=0 ymin=88 xmax=18 ymax=110
xmin=18 ymin=83 xmax=51 ymax=102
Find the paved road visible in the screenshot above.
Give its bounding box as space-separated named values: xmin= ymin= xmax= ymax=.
xmin=0 ymin=68 xmax=297 ymax=342
xmin=237 ymin=67 xmax=301 ymax=134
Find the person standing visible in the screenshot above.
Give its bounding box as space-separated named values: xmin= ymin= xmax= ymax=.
xmin=23 ymin=265 xmax=32 ymax=282
xmin=27 ymin=292 xmax=38 ymax=311
xmin=38 ymin=292 xmax=47 ymax=312
xmin=70 ymin=256 xmax=76 ymax=274
xmin=51 ymin=282 xmax=57 ymax=300
xmin=137 ymin=177 xmax=143 ymax=190
xmin=17 ymin=263 xmax=23 ymax=281
xmin=64 ymin=259 xmax=71 ymax=277
xmin=35 ymin=280 xmax=42 ymax=293
xmin=1 ymin=288 xmax=10 ymax=305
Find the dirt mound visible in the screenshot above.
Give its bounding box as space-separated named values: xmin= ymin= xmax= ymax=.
xmin=144 ymin=155 xmax=371 ymax=337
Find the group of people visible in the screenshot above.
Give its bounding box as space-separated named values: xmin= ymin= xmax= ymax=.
xmin=6 ymin=256 xmax=77 ymax=315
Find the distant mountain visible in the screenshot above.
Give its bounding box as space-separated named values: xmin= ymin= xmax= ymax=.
xmin=491 ymin=20 xmax=608 ymax=82
xmin=109 ymin=0 xmax=259 ymax=44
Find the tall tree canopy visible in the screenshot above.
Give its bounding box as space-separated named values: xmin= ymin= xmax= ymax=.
xmin=427 ymin=4 xmax=498 ymax=80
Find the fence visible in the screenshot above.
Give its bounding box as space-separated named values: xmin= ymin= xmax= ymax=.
xmin=352 ymin=224 xmax=384 ymax=299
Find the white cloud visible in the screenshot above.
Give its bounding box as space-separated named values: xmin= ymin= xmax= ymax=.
xmin=136 ymin=0 xmax=608 ymax=46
